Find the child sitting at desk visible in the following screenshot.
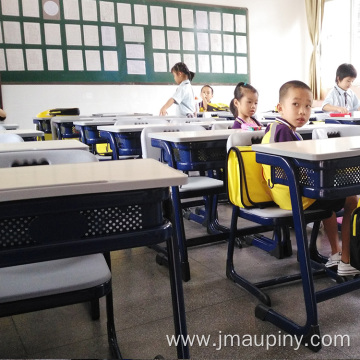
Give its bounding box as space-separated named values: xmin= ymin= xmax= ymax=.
xmin=262 ymin=80 xmax=359 ymax=276
xmin=0 ymin=108 xmax=6 ymax=121
xmin=159 ymin=62 xmax=196 ymax=118
xmin=230 ymin=82 xmax=261 ymax=129
xmin=322 ymin=63 xmax=360 ymax=113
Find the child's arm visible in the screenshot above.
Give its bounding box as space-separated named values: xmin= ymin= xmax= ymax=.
xmin=322 ymin=103 xmax=349 ymax=113
xmin=0 ymin=108 xmax=6 ymax=120
xmin=159 ymin=98 xmax=175 ymax=116
xmin=200 ymin=93 xmax=209 ymax=111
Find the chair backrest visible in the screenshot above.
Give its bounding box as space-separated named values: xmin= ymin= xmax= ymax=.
xmin=211 ymin=121 xmax=234 ymax=130
xmin=0 ymin=133 xmax=24 ymax=143
xmin=0 ymin=149 xmax=98 ymax=168
xmin=226 ymin=130 xmax=265 ymax=151
xmin=115 ymin=118 xmax=168 ymax=126
xmin=141 ymin=124 xmax=205 ymax=161
xmin=312 ymin=125 xmax=360 ymax=139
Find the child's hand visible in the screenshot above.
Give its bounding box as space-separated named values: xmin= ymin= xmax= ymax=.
xmin=159 ymin=107 xmax=167 ymax=116
xmin=335 ymin=106 xmax=350 ymax=114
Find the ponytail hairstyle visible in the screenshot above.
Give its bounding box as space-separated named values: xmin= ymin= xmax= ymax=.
xmin=229 ymin=98 xmax=238 ymax=118
xmin=171 ymin=62 xmax=195 ymax=81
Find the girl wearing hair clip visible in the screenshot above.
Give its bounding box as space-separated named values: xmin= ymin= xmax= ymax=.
xmin=231 ymin=82 xmax=261 ymax=129
xmin=160 ymin=62 xmax=196 ymax=117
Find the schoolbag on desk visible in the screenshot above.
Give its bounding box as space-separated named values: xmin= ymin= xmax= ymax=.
xmin=350 ymin=200 xmax=360 ymax=270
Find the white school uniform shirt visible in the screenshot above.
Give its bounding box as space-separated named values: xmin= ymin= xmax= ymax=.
xmin=172 ymin=80 xmax=195 ymax=117
xmin=322 ymin=84 xmax=360 ymax=112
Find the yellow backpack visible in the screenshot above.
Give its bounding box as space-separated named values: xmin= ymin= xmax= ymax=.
xmin=227 ymin=146 xmax=274 ymax=209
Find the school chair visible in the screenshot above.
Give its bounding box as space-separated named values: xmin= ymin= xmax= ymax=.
xmin=169 ymin=117 xmax=213 ymax=126
xmin=141 ymin=124 xmax=226 ymax=281
xmin=0 ymin=133 xmax=24 ymax=143
xmin=0 ymin=149 xmax=121 ymax=358
xmin=312 ymin=124 xmax=360 ymax=139
xmin=226 ymin=131 xmax=334 ymax=305
xmin=211 ymin=121 xmax=234 ymax=130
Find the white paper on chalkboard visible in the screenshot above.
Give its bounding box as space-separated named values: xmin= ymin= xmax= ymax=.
xmin=1 ymin=0 xmax=19 ymax=16
xmin=123 ymin=26 xmax=145 ymax=43
xmin=103 ymin=50 xmax=118 ymax=71
xmin=101 ymin=26 xmax=116 ymax=46
xmin=183 ymin=53 xmax=196 ymax=73
xmin=117 ymin=3 xmax=132 ymax=24
xmin=83 ymin=25 xmax=99 ymax=46
xmin=210 ymin=33 xmax=222 ymax=52
xmin=127 ymin=59 xmax=146 ymax=75
xmin=223 ymin=13 xmax=234 ymax=32
xmin=46 ymin=49 xmax=64 ymax=71
xmin=197 ymin=32 xmax=209 ymax=51
xmin=223 ymin=34 xmax=234 ymax=53
xmin=42 ymin=0 xmax=60 ymax=20
xmin=237 ymin=56 xmax=247 ymax=74
xmin=3 ymin=21 xmax=22 ymax=44
xmin=134 ymin=4 xmax=148 ymax=25
xmin=0 ymin=26 xmax=2 ymax=43
xmin=100 ymin=1 xmax=115 ymax=22
xmin=168 ymin=53 xmax=181 ymax=70
xmin=85 ymin=50 xmax=101 ymax=71
xmin=166 ymin=7 xmax=179 ymax=27
xmin=126 ymin=44 xmax=144 ymax=59
xmin=153 ymin=52 xmax=167 ymax=72
xmin=235 ymin=14 xmax=246 ymax=33
xmin=211 ymin=55 xmax=223 ymax=73
xmin=236 ymin=35 xmax=247 ymax=53
xmin=198 ymin=54 xmax=210 ymax=73
xmin=224 ymin=55 xmax=235 ymax=74
xmin=182 ymin=32 xmax=195 ymax=51
xmin=209 ymin=12 xmax=221 ymax=31
xmin=150 ymin=6 xmax=164 ymax=26
xmin=44 ymin=23 xmax=61 ymax=45
xmin=67 ymin=49 xmax=84 ymax=71
xmin=196 ymin=11 xmax=208 ymax=30
xmin=82 ymin=0 xmax=98 ymax=21
xmin=66 ymin=24 xmax=82 ymax=46
xmin=22 ymin=0 xmax=40 ymax=17
xmin=63 ymin=0 xmax=80 ymax=20
xmin=167 ymin=31 xmax=180 ymax=51
xmin=24 ymin=22 xmax=41 ymax=45
xmin=6 ymin=49 xmax=25 ymax=71
xmin=26 ymin=49 xmax=44 ymax=70
xmin=181 ymin=9 xmax=193 ymax=29
xmin=152 ymin=30 xmax=165 ymax=49
xmin=0 ymin=49 xmax=6 ymax=71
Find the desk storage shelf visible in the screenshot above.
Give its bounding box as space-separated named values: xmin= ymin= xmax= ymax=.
xmin=271 ymin=157 xmax=360 ymax=199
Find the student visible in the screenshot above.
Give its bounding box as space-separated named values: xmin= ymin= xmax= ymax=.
xmin=262 ymin=80 xmax=359 ymax=276
xmin=322 ymin=63 xmax=360 ymax=113
xmin=199 ymin=84 xmax=214 ymax=112
xmin=230 ymin=82 xmax=261 ymax=129
xmin=159 ymin=62 xmax=195 ymax=117
xmin=0 ymin=108 xmax=6 ymax=121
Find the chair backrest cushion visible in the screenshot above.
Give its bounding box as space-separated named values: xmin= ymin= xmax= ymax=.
xmin=227 ymin=146 xmax=273 ymax=208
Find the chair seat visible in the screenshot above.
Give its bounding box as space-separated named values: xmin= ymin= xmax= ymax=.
xmin=0 ymin=254 xmax=111 ymax=303
xmin=241 ymin=206 xmax=330 ymax=219
xmin=179 ymin=176 xmax=223 ymax=192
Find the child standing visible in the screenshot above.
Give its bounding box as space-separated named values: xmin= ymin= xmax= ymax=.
xmin=322 ymin=63 xmax=360 ymax=113
xmin=230 ymin=82 xmax=262 ymax=129
xmin=159 ymin=62 xmax=195 ymax=117
xmin=262 ymin=80 xmax=359 ymax=276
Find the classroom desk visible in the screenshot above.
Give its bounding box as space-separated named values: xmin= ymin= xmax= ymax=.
xmin=198 ymin=111 xmax=234 ymax=119
xmin=1 ymin=129 xmax=44 ymax=141
xmin=1 ymin=123 xmax=19 ymax=130
xmin=325 ymin=116 xmax=360 ymax=125
xmin=252 ymin=137 xmax=360 ymax=351
xmin=150 ymin=129 xmax=235 ymax=280
xmin=0 ymin=139 xmax=88 ymax=153
xmin=0 ymin=158 xmax=189 ymax=359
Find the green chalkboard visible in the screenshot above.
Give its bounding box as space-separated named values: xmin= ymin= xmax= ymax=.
xmin=0 ymin=0 xmax=249 ymax=84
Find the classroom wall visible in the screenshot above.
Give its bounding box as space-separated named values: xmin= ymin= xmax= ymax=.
xmin=1 ymin=0 xmax=312 ymax=128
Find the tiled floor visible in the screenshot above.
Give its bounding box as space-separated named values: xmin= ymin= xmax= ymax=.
xmin=1 ymin=203 xmax=360 ymax=359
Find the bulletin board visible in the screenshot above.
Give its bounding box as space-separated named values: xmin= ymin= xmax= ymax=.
xmin=0 ymin=0 xmax=249 ymax=84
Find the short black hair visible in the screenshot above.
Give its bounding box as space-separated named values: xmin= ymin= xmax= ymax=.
xmin=201 ymin=84 xmax=213 ymax=94
xmin=336 ymin=63 xmax=357 ymax=83
xmin=279 ymin=80 xmax=312 ymax=102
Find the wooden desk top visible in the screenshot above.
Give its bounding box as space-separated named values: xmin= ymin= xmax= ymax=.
xmin=0 ymin=140 xmax=88 ymax=153
xmin=0 ymin=158 xmax=188 ymax=202
xmin=252 ymin=136 xmax=360 ymax=161
xmin=0 ymin=129 xmax=44 ymax=137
